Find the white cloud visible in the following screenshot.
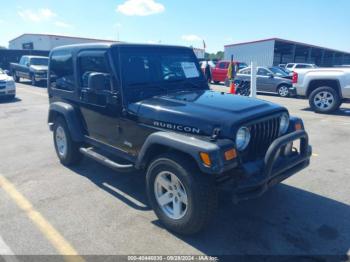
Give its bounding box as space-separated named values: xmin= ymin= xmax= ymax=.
xmin=117 ymin=0 xmax=165 ymax=16
xmin=114 ymin=23 xmax=122 ymax=28
xmin=181 ymin=34 xmax=202 ymax=42
xmin=54 ymin=21 xmax=73 ymax=28
xmin=18 ymin=8 xmax=56 ymax=22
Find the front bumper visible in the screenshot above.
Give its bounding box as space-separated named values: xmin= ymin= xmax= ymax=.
xmin=222 ymin=130 xmax=312 ymax=203
xmin=288 ymin=87 xmax=297 ymax=96
xmin=0 ymin=88 xmax=16 ymax=97
xmin=34 ymin=75 xmax=48 ymax=81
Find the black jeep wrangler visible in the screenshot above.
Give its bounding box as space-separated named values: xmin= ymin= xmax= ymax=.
xmin=48 ymin=43 xmax=312 ymax=235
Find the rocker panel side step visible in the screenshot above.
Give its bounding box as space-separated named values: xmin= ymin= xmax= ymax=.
xmin=79 ymin=147 xmax=134 ymax=172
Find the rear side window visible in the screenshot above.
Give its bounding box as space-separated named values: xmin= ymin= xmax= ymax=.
xmin=78 ymin=53 xmax=109 ymax=88
xmin=218 ymin=62 xmax=227 ymax=69
xmin=296 ymin=64 xmax=311 ymax=69
xmin=50 ymin=50 xmax=74 ymax=91
xmin=257 ymin=68 xmax=270 ymax=76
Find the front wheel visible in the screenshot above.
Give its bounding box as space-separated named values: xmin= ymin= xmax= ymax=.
xmin=13 ymin=72 xmax=20 ymax=83
xmin=277 ymin=85 xmax=290 ymax=97
xmin=31 ymin=75 xmax=37 ymax=86
xmin=53 ymin=117 xmax=82 ymax=166
xmin=309 ymin=86 xmax=341 ymax=114
xmin=146 ymin=153 xmax=218 ymax=235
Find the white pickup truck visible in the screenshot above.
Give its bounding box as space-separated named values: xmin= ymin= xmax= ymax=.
xmin=293 ymin=68 xmax=350 ymax=113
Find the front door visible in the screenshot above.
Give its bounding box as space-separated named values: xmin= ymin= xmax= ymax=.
xmin=257 ymin=68 xmax=275 ymax=92
xmin=77 ymin=50 xmax=121 ymax=147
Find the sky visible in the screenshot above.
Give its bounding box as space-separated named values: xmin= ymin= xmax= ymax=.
xmin=1 ymin=0 xmax=350 ymax=53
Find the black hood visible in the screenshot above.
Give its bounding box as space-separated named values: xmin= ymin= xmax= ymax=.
xmin=128 ymin=90 xmax=287 ymax=138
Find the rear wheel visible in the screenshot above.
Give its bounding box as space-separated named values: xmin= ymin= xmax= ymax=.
xmin=53 ymin=117 xmax=82 ymax=166
xmin=277 ymin=85 xmax=290 ymax=97
xmin=309 ymin=86 xmax=341 ymax=114
xmin=13 ymin=72 xmax=20 ymax=83
xmin=146 ymin=153 xmax=217 ymax=235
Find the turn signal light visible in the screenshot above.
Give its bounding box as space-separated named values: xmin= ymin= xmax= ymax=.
xmin=200 ymin=152 xmax=211 ymax=167
xmin=225 ymin=149 xmax=237 ymax=161
xmin=295 ymin=123 xmax=302 ymax=130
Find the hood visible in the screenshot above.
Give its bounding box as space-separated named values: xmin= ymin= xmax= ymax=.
xmin=30 ymin=65 xmax=48 ymax=71
xmin=0 ymin=74 xmax=13 ymax=82
xmin=129 ymin=90 xmax=287 ymax=138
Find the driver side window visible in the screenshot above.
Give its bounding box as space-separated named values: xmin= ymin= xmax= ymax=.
xmin=78 ymin=53 xmax=110 ymax=90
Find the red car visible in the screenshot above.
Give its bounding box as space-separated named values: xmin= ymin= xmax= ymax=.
xmin=211 ymin=60 xmax=248 ymax=84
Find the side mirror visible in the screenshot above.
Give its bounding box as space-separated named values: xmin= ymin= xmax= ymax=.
xmin=88 ymin=72 xmax=106 ymax=92
xmin=268 ymin=73 xmax=274 ymax=78
xmin=26 ymin=63 xmax=30 ymax=67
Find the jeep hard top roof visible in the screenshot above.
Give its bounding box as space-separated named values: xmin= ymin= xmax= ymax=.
xmin=51 ymin=42 xmax=193 ymax=53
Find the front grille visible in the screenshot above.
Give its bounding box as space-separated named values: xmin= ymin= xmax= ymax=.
xmin=242 ymin=116 xmax=281 ymax=162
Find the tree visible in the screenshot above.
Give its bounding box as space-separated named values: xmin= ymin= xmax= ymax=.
xmin=205 ymin=51 xmax=224 ymax=60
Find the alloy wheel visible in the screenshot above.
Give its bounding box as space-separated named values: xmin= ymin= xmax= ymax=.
xmin=154 ymin=171 xmax=188 ymax=220
xmin=55 ymin=126 xmax=67 ymax=158
xmin=314 ymin=91 xmax=334 ymax=110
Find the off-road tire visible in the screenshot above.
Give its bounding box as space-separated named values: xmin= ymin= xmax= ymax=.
xmin=53 ymin=117 xmax=82 ymax=166
xmin=309 ymin=86 xmax=341 ymax=114
xmin=146 ymin=152 xmax=218 ymax=235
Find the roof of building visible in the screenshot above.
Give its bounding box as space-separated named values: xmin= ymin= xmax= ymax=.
xmin=51 ymin=42 xmax=192 ymax=52
xmin=9 ymin=33 xmax=117 ymax=43
xmin=224 ymin=37 xmax=350 ymax=54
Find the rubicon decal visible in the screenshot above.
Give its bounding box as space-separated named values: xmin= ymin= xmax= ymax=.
xmin=153 ymin=121 xmax=201 ymax=134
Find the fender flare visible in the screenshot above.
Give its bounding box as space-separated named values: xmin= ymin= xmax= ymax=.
xmin=135 ymin=131 xmax=235 ymax=174
xmin=48 ymin=102 xmax=85 ymax=142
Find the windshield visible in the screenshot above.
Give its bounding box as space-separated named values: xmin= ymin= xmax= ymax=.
xmin=238 ymin=63 xmax=248 ymax=70
xmin=116 ymin=46 xmax=206 ymax=103
xmin=269 ymin=67 xmax=289 ymax=76
xmin=30 ymin=58 xmax=49 ymax=66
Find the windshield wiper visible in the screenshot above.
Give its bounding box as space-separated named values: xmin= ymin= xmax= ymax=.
xmin=128 ymin=82 xmax=168 ymax=93
xmin=167 ymin=79 xmax=205 ymax=89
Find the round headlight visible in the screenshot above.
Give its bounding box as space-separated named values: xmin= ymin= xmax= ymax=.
xmin=235 ymin=127 xmax=251 ymax=151
xmin=279 ymin=113 xmax=290 ymax=135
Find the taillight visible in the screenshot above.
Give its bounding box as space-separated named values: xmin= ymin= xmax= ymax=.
xmin=292 ymin=72 xmax=298 ymax=84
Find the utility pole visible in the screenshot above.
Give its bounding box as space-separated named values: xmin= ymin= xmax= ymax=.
xmin=250 ymin=61 xmax=257 ymax=98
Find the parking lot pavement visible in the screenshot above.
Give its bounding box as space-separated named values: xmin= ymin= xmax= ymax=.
xmin=0 ymin=82 xmax=350 ymax=257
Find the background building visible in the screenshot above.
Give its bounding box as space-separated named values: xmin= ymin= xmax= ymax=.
xmin=224 ymin=38 xmax=350 ymax=67
xmin=9 ymin=33 xmax=205 ymax=59
xmin=9 ymin=33 xmax=116 ymax=51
